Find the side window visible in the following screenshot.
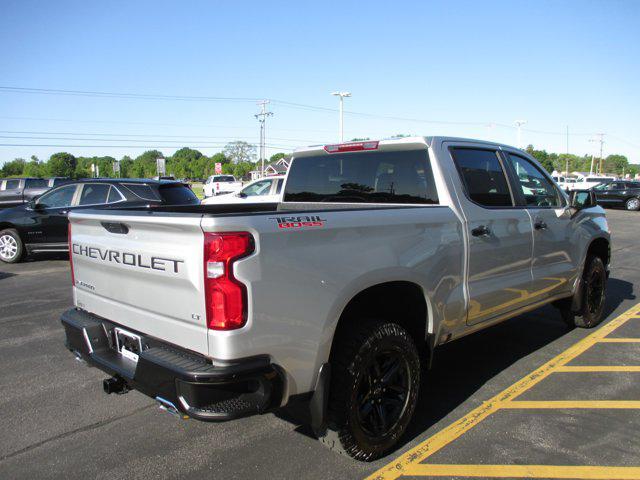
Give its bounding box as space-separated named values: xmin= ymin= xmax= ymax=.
xmin=79 ymin=184 xmax=111 ymax=205
xmin=25 ymin=178 xmax=48 ymax=189
xmin=504 ymin=153 xmax=560 ymax=207
xmin=275 ymin=179 xmax=283 ymax=194
xmin=451 ymin=148 xmax=512 ymax=207
xmin=107 ymin=186 xmax=125 ymax=203
xmin=242 ymin=180 xmax=272 ymax=196
xmin=5 ymin=179 xmax=21 ymax=190
xmin=37 ymin=184 xmax=77 ymax=208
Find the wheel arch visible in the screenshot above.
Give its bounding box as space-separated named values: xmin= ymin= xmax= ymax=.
xmin=586 ymin=236 xmax=610 ymax=268
xmin=329 ymin=281 xmax=431 ymax=362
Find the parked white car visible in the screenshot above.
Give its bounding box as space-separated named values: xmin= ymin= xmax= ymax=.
xmin=202 ymin=175 xmax=285 ymax=205
xmin=551 ymin=175 xmax=578 ymax=191
xmin=569 ymin=175 xmax=616 ymax=191
xmin=203 ymin=175 xmax=243 ymax=198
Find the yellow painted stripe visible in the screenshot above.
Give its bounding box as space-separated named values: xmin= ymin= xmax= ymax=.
xmin=598 ymin=338 xmax=640 ymax=343
xmin=364 ymin=303 xmax=640 ymax=480
xmin=501 ymin=400 xmax=640 ymax=409
xmin=556 ymin=365 xmax=640 ymax=372
xmin=404 ymin=464 xmax=640 ymax=479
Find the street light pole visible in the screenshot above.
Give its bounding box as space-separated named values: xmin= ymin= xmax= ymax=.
xmin=331 ymin=91 xmax=351 ymax=142
xmin=514 ymin=120 xmax=527 ymax=149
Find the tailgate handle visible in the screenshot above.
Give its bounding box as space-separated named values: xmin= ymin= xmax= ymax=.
xmin=101 ymin=222 xmax=129 ymax=234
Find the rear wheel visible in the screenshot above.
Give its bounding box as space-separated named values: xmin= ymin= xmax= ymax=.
xmin=559 ymin=255 xmax=607 ymax=328
xmin=0 ymin=228 xmax=24 ymax=263
xmin=625 ymin=197 xmax=640 ymax=211
xmin=319 ymin=320 xmax=421 ymax=461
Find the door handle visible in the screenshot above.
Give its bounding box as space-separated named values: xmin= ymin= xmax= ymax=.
xmin=534 ymin=220 xmax=547 ymax=230
xmin=59 ymin=210 xmax=69 ymax=215
xmin=471 ymin=225 xmax=491 ymax=237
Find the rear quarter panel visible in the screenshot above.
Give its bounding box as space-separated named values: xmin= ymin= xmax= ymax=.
xmin=202 ymin=205 xmax=464 ymax=397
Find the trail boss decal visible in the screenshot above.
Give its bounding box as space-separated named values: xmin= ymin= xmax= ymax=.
xmin=269 ymin=215 xmax=326 ymax=230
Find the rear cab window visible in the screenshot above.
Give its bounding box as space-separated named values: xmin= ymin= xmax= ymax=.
xmin=284 ymin=149 xmax=438 ymax=204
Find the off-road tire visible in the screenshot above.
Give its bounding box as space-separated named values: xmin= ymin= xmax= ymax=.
xmin=318 ymin=320 xmax=420 ymax=461
xmin=560 ymin=255 xmax=607 ymax=328
xmin=0 ymin=228 xmax=24 ymax=263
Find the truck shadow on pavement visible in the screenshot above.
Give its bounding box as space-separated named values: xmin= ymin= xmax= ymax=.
xmin=276 ymin=277 xmax=635 ymax=452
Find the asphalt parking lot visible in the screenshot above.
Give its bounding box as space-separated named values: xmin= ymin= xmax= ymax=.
xmin=1 ymin=209 xmax=639 ymax=480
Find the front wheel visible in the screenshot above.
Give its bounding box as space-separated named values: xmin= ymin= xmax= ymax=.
xmin=0 ymin=228 xmax=24 ymax=263
xmin=560 ymin=255 xmax=607 ymax=328
xmin=319 ymin=320 xmax=421 ymax=461
xmin=625 ymin=197 xmax=640 ymax=211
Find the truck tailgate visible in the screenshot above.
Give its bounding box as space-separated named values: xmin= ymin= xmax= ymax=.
xmin=69 ymin=211 xmax=208 ymax=355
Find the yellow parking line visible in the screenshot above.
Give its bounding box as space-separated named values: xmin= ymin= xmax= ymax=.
xmin=403 ymin=464 xmax=640 ymax=479
xmin=500 ymin=400 xmax=640 ymax=409
xmin=365 ymin=303 xmax=640 ymax=480
xmin=598 ymin=338 xmax=640 ymax=343
xmin=555 ymin=365 xmax=640 ymax=372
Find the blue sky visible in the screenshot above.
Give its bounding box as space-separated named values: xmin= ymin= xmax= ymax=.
xmin=0 ymin=0 xmax=638 ymax=165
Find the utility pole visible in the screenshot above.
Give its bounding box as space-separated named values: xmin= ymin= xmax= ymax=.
xmin=565 ymin=125 xmax=569 ymax=175
xmin=589 ymin=134 xmax=605 ymax=175
xmin=596 ymin=133 xmax=605 ymax=175
xmin=514 ymin=120 xmax=527 ymax=149
xmin=255 ymin=100 xmax=273 ymax=178
xmin=331 ymin=91 xmax=351 ymax=142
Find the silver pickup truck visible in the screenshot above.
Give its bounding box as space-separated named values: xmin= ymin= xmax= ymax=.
xmin=62 ymin=137 xmax=610 ymax=461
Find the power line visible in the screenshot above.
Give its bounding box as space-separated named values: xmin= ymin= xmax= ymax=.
xmin=0 ymin=116 xmax=336 ymax=134
xmin=1 ymin=86 xmax=638 ymax=150
xmin=0 ymin=130 xmax=323 ymax=143
xmin=0 ymin=86 xmax=260 ymax=103
xmin=0 ymin=143 xmax=295 ymax=150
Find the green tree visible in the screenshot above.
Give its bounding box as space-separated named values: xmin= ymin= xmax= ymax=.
xmin=169 ymin=147 xmax=204 ymax=178
xmin=525 ymin=145 xmax=554 ymax=174
xmin=131 ymin=150 xmax=164 ymax=178
xmin=47 ymin=152 xmax=77 ymax=177
xmin=605 ymin=154 xmax=628 ymax=175
xmin=231 ymin=161 xmax=255 ymax=180
xmin=0 ymin=158 xmax=26 ymax=177
xmin=119 ymin=155 xmax=134 ymax=177
xmin=223 ymin=141 xmax=256 ymax=164
xmin=269 ymin=152 xmax=287 ymax=163
xmin=23 ymin=156 xmax=43 ymax=177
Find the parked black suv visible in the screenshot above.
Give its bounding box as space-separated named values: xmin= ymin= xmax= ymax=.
xmin=593 ymin=181 xmax=640 ymax=211
xmin=0 ymin=178 xmax=200 ymax=263
xmin=0 ymin=177 xmax=51 ymax=208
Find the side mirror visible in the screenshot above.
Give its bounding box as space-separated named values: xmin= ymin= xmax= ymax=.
xmin=29 ymin=200 xmax=44 ymax=210
xmin=237 ymin=192 xmax=247 ymax=198
xmin=569 ymin=190 xmax=596 ymax=210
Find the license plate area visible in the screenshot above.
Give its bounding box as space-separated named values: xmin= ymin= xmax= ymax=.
xmin=114 ymin=328 xmax=142 ymax=363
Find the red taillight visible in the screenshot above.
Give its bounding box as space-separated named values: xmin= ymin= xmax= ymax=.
xmin=68 ymin=222 xmax=75 ymax=286
xmin=324 ymin=141 xmax=379 ymax=153
xmin=204 ymin=232 xmax=254 ymax=330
